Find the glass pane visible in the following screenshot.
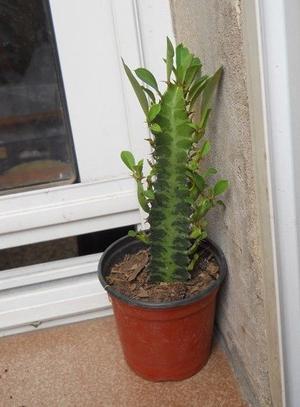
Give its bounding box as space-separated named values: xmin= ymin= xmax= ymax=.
xmin=0 ymin=0 xmax=77 ymax=194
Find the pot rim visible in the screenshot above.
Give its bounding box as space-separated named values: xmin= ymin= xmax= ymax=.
xmin=98 ymin=235 xmax=228 ymax=310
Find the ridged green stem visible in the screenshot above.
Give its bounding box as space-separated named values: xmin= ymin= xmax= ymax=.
xmin=148 ymin=85 xmax=193 ymax=282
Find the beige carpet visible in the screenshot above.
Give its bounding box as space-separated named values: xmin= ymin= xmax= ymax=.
xmin=0 ymin=317 xmax=246 ymax=407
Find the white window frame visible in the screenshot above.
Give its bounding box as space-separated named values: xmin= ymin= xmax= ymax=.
xmin=0 ymin=0 xmax=174 ymax=249
xmin=0 ymin=0 xmax=174 ymax=335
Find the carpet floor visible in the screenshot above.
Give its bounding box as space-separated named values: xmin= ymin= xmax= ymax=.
xmin=0 ymin=317 xmax=247 ymax=407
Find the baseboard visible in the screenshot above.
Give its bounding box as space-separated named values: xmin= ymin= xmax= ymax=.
xmin=215 ymin=327 xmax=259 ymax=407
xmin=0 ymin=253 xmax=112 ymax=337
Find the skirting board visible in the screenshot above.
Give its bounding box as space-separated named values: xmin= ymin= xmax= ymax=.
xmin=0 ymin=253 xmax=112 ymax=337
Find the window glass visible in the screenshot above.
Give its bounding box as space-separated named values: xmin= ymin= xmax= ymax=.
xmin=0 ymin=0 xmax=77 ymax=194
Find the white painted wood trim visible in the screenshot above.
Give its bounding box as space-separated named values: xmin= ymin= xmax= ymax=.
xmin=0 ymin=254 xmax=112 ymax=337
xmin=0 ymin=178 xmax=140 ymax=249
xmin=256 ymin=0 xmax=300 ymax=405
xmin=49 ymin=0 xmax=150 ymax=184
xmin=0 ymin=0 xmax=175 ymax=338
xmin=0 ymin=0 xmax=175 ymax=249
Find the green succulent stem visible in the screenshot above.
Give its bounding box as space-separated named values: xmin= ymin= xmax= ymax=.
xmin=148 ymin=84 xmax=193 ymax=282
xmin=121 ymin=38 xmax=228 ymax=283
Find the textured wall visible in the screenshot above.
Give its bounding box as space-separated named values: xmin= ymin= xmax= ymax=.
xmin=171 ymin=1 xmax=272 ymax=405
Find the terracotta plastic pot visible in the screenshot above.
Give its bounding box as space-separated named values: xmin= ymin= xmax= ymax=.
xmin=98 ymin=236 xmax=227 ymax=382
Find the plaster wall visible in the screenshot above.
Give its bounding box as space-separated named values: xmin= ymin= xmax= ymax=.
xmin=171 ymin=1 xmax=280 ymax=405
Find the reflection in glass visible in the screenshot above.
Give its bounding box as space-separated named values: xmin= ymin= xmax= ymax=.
xmin=0 ymin=0 xmax=77 ymax=194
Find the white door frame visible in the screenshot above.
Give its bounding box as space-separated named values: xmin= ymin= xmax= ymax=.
xmin=256 ymin=0 xmax=300 ymax=405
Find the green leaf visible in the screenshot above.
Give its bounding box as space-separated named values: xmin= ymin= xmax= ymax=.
xmin=150 ymin=123 xmax=162 ymax=133
xmin=122 ymin=59 xmax=149 ymax=115
xmin=128 ymin=230 xmax=137 ymax=238
xmin=203 ymin=167 xmax=218 ymax=177
xmin=185 ymin=57 xmax=202 ymax=88
xmin=200 ymin=140 xmax=211 ymax=157
xmin=120 ymin=151 xmax=135 ymax=171
xmin=144 ymin=189 xmax=155 ymax=200
xmin=148 ymin=103 xmax=161 ymax=122
xmin=176 ymin=44 xmax=193 ymax=83
xmin=142 ymin=87 xmax=156 ymax=103
xmin=214 ymin=180 xmax=229 ymax=196
xmin=136 ymin=231 xmax=150 ymax=244
xmin=188 ymin=76 xmax=209 ymax=108
xmin=190 ymin=227 xmax=203 ymax=239
xmin=175 ymin=44 xmax=183 ymax=75
xmin=137 ymin=181 xmax=149 ymax=212
xmin=166 ymin=37 xmax=174 ymax=82
xmin=194 ymin=174 xmax=206 ymax=191
xmin=187 ymin=160 xmax=198 ymax=171
xmin=199 ymin=108 xmax=211 ymax=129
xmin=135 ymin=68 xmax=160 ymax=93
xmin=187 ymin=122 xmax=198 ymax=130
xmin=198 ymin=198 xmax=213 ymax=217
xmin=200 ymin=66 xmax=223 ymax=122
xmin=133 ymin=159 xmax=144 ymax=178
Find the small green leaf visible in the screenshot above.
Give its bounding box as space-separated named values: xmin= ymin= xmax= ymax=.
xmin=135 ymin=68 xmax=160 ymax=93
xmin=194 ymin=198 xmax=213 ymax=219
xmin=187 ymin=160 xmax=198 ymax=171
xmin=214 ymin=180 xmax=229 ymax=196
xmin=190 ymin=227 xmax=203 ymax=239
xmin=188 ymin=76 xmax=209 ymax=108
xmin=199 ymin=108 xmax=211 ymax=129
xmin=128 ymin=230 xmax=137 ymax=238
xmin=200 ymin=140 xmax=211 ymax=157
xmin=200 ymin=66 xmax=223 ymax=122
xmin=121 ymin=151 xmax=135 ymax=171
xmin=187 ymin=122 xmax=198 ymax=130
xmin=133 ymin=159 xmax=144 ymax=178
xmin=150 ymin=123 xmax=162 ymax=133
xmin=204 ymin=167 xmax=218 ymax=177
xmin=194 ymin=174 xmax=206 ymax=191
xmin=185 ymin=58 xmax=202 ymax=88
xmin=176 ymin=44 xmax=193 ymax=83
xmin=142 ymin=87 xmax=156 ymax=103
xmin=175 ymin=44 xmax=183 ymax=75
xmin=148 ymin=103 xmax=161 ymax=122
xmin=144 ymin=189 xmax=155 ymax=200
xmin=166 ymin=37 xmax=174 ymax=82
xmin=122 ymin=59 xmax=149 ymax=115
xmin=137 ymin=181 xmax=149 ymax=212
xmin=136 ymin=231 xmax=150 ymax=244
xmin=189 ymin=75 xmax=208 ymax=98
xmin=137 ymin=159 xmax=143 ymax=170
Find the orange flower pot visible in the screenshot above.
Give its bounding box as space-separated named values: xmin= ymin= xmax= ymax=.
xmin=98 ymin=236 xmax=227 ymax=382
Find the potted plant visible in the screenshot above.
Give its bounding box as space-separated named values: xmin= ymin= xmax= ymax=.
xmin=98 ymin=38 xmax=228 ymax=381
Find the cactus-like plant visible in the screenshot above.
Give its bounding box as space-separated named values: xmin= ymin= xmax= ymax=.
xmin=121 ymin=38 xmax=228 ymax=283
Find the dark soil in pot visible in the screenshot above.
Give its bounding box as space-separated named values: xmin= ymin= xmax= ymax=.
xmin=98 ymin=235 xmax=227 ymax=308
xmin=106 ymin=247 xmax=220 ymax=303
